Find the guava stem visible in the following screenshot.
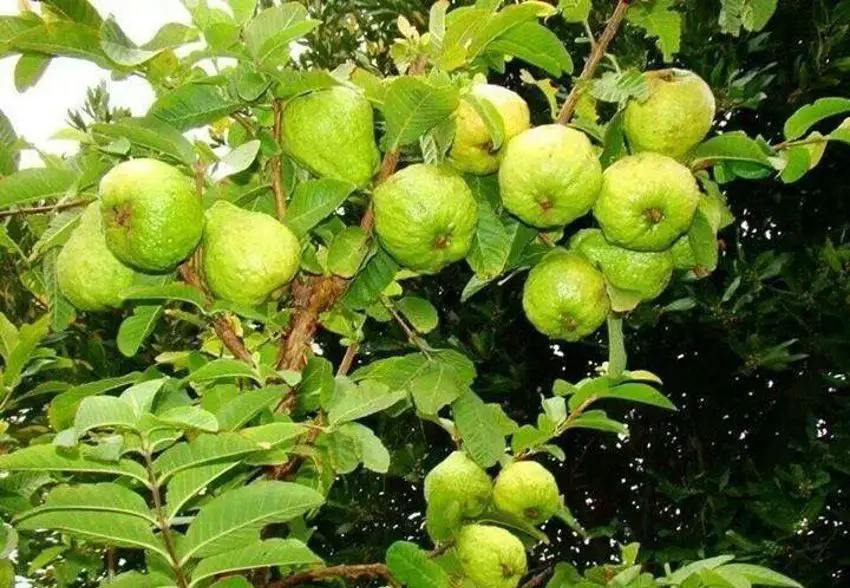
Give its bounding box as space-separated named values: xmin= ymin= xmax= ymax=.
xmin=0 ymin=197 xmax=92 ymax=219
xmin=557 ymin=0 xmax=631 ymax=125
xmin=270 ymin=563 xmax=397 ymax=588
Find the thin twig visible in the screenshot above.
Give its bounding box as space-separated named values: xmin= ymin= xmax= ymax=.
xmin=384 ymin=298 xmax=431 ymax=358
xmin=521 ymin=566 xmax=554 ymax=588
xmin=0 ymin=198 xmax=92 ymax=219
xmin=557 ymin=0 xmax=631 ymax=125
xmin=271 ymin=99 xmax=286 ymax=220
xmin=143 ymin=450 xmax=189 ymax=588
xmin=271 ymin=563 xmax=396 ymax=588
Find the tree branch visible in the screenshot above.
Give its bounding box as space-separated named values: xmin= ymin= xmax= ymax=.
xmin=271 ymin=99 xmax=287 ymax=220
xmin=0 ymin=198 xmax=92 ymax=219
xmin=270 ymin=563 xmax=395 ymax=588
xmin=557 ymin=0 xmax=631 ymax=125
xmin=521 ymin=566 xmax=554 ymax=588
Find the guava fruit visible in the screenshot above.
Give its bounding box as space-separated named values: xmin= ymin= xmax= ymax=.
xmin=492 ymin=460 xmax=561 ymax=526
xmin=100 ymin=158 xmax=203 ymax=272
xmin=202 ymin=201 xmax=301 ymax=306
xmin=593 ymin=153 xmax=700 ymax=252
xmin=450 ymin=84 xmax=531 ymax=175
xmin=570 ymin=229 xmax=674 ymax=302
xmin=456 ymin=525 xmax=527 ymax=588
xmin=424 ymin=451 xmax=492 ymax=540
xmin=281 ymin=86 xmax=380 ymax=188
xmin=522 ymin=249 xmax=610 ymax=341
xmin=624 ymin=69 xmax=715 ymax=160
xmin=499 ymin=125 xmax=602 ymax=228
xmin=57 ymin=204 xmax=137 ymax=311
xmin=373 ymin=164 xmax=477 ymax=273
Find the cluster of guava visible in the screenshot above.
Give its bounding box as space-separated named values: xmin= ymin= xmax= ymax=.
xmin=423 ymin=452 xmax=562 ymax=588
xmin=57 ymin=159 xmax=301 ymax=311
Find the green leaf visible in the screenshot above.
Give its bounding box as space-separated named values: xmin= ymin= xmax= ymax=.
xmin=215 ymin=386 xmax=283 ymax=430
xmin=386 ymin=541 xmax=450 ymax=588
xmin=229 ymin=0 xmax=258 ymax=25
xmin=157 ymin=406 xmax=219 ymax=432
xmin=487 ymin=21 xmax=573 ymax=77
xmin=467 ymin=200 xmax=511 ymax=279
xmin=179 ymin=481 xmax=325 ymax=561
xmin=48 ymin=372 xmax=144 ymax=431
xmin=719 ymin=0 xmax=778 ymax=36
xmin=212 ymin=140 xmax=261 ymax=181
xmin=153 ymin=432 xmax=259 ymax=480
xmin=14 ymin=53 xmax=51 ymax=92
xmin=0 ymin=109 xmax=20 ymax=176
xmin=688 ymin=209 xmax=719 ymax=272
xmin=690 ymin=132 xmax=773 ymax=169
xmin=468 ymin=3 xmax=552 ymax=59
xmin=148 ymin=84 xmax=241 ymax=131
xmin=382 ymin=77 xmax=460 ymax=149
xmin=627 ymin=0 xmax=682 ymax=62
xmin=6 ymin=21 xmax=111 ymax=68
xmin=122 ymin=283 xmax=207 ymax=310
xmin=327 ymin=380 xmax=406 ymax=426
xmin=0 ymin=168 xmax=79 ymax=208
xmin=190 ymin=538 xmax=320 ymax=586
xmin=42 ymin=0 xmax=103 ymax=28
xmin=452 ymin=389 xmax=503 ymax=467
xmin=599 ymin=382 xmax=676 ymax=411
xmin=338 ymin=422 xmax=391 ymax=474
xmin=120 ymin=378 xmax=168 ymax=417
xmin=783 ymin=97 xmax=850 ymax=141
xmin=43 ymin=249 xmax=76 ymax=332
xmin=165 ymin=461 xmax=242 ymax=520
xmin=667 ymin=555 xmax=737 ymax=584
xmin=74 ymin=395 xmax=138 ymax=434
xmin=118 ymin=305 xmax=163 ymax=357
xmin=464 ymin=93 xmax=505 ymax=150
xmin=327 ymin=226 xmax=370 ymax=278
xmin=28 ymin=208 xmax=82 ymax=261
xmin=0 ymin=444 xmax=149 ymax=485
xmin=2 ymin=314 xmax=49 ymax=389
xmin=19 ymin=482 xmax=155 ymax=524
xmin=0 ymin=312 xmax=18 ymax=363
xmin=284 ymin=178 xmax=356 ymax=238
xmin=590 ymin=69 xmax=650 ymax=103
xmin=568 ymin=410 xmax=628 ymax=435
xmin=606 ymin=316 xmax=627 ymax=378
xmin=245 ymin=3 xmax=319 ymax=66
xmin=184 ymin=359 xmax=261 ymax=385
xmin=719 ymin=564 xmax=802 ymax=588
xmin=103 ymin=572 xmax=176 ymax=588
xmin=92 ymin=118 xmax=196 ymax=166
xmin=396 ymin=297 xmax=439 ymax=334
xmin=17 ymin=509 xmax=166 ymax=557
xmin=299 ymin=356 xmax=334 ymax=412
xmin=100 ymin=16 xmax=163 ymax=67
xmin=343 ymin=248 xmax=401 ymax=309
xmin=411 ymin=361 xmax=464 ymax=415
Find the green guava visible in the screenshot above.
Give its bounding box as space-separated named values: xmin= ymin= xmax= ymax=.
xmin=373 ymin=164 xmax=478 ymax=273
xmin=624 ymin=69 xmax=716 ymax=160
xmin=57 ymin=204 xmax=137 ymax=311
xmin=202 ymin=201 xmax=301 ymax=306
xmin=456 ymin=525 xmax=528 ymax=588
xmin=593 ymin=152 xmax=700 ymax=252
xmin=281 ymin=86 xmax=380 ymax=188
xmin=450 ymin=84 xmax=530 ymax=175
xmin=570 ymin=229 xmax=674 ymax=302
xmin=424 ymin=451 xmax=492 ymax=541
xmin=499 ymin=124 xmax=602 ymax=228
xmin=492 ymin=461 xmax=561 ymax=526
xmin=522 ymin=249 xmax=610 ymax=341
xmin=560 ymin=0 xmax=592 ymax=22
xmin=100 ymin=158 xmax=203 ymax=272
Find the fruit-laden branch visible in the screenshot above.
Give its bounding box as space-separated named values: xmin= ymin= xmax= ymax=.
xmin=270 ymin=563 xmax=395 ymax=587
xmin=557 ymin=0 xmax=631 ymax=125
xmin=271 ymin=99 xmax=287 ymax=220
xmin=0 ymin=198 xmax=92 ymax=219
xmin=521 ymin=567 xmax=554 ymax=588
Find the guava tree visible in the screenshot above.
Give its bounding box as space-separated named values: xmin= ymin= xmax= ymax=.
xmin=0 ymin=1 xmax=847 ymax=587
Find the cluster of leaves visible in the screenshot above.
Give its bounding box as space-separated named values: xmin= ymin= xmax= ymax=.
xmin=0 ymin=1 xmax=847 ymax=588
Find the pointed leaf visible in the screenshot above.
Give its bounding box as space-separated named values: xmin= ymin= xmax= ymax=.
xmin=118 ymin=304 xmax=164 ymax=357
xmin=190 ymin=538 xmax=321 ymax=586
xmin=452 ymin=389 xmax=503 ymax=467
xmin=0 ymin=168 xmax=78 ymax=208
xmin=92 ymin=118 xmax=196 ymax=166
xmin=284 ymin=178 xmax=356 ymax=238
xmin=0 ymin=445 xmax=149 ymax=485
xmin=386 ymin=541 xmax=450 ymax=588
xmin=148 ymin=84 xmax=241 ymax=131
xmin=184 ymin=359 xmax=261 ymax=385
xmin=215 ymin=386 xmax=283 ymax=431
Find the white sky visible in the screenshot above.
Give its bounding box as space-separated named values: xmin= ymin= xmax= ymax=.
xmin=0 ymin=0 xmax=229 ymax=168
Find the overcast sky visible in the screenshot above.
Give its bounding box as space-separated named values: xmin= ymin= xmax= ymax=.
xmin=0 ymin=0 xmax=228 ymax=168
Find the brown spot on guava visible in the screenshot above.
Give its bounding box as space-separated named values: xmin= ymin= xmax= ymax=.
xmin=433 ymin=234 xmax=451 ymax=250
xmin=644 ymin=208 xmax=665 ymax=224
xmin=111 ymin=202 xmax=133 ymax=229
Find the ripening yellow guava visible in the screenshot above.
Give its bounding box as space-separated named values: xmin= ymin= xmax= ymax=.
xmin=593 ymin=153 xmax=700 ymax=252
xmin=450 ymin=84 xmax=530 ymax=175
xmin=373 ymin=164 xmax=478 ymax=273
xmin=100 ymin=158 xmax=203 ymax=272
xmin=492 ymin=460 xmax=561 ymax=526
xmin=499 ymin=124 xmax=602 ymax=228
xmin=456 ymin=525 xmax=528 ymax=588
xmin=202 ymin=201 xmax=301 ymax=306
xmin=424 ymin=451 xmax=492 ymax=541
xmin=281 ymin=86 xmax=380 ymax=188
xmin=522 ymin=249 xmax=610 ymax=341
xmin=624 ymin=69 xmax=716 ymax=160
xmin=57 ymin=204 xmax=138 ymax=311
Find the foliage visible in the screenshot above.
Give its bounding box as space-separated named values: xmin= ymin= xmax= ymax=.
xmin=0 ymin=1 xmax=847 ymax=588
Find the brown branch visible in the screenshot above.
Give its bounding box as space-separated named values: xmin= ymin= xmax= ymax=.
xmin=0 ymin=198 xmax=92 ymax=219
xmin=556 ymin=0 xmax=631 ymax=125
xmin=271 ymin=100 xmax=287 ymax=220
xmin=270 ymin=563 xmax=395 ymax=588
xmin=521 ymin=567 xmax=554 ymax=588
